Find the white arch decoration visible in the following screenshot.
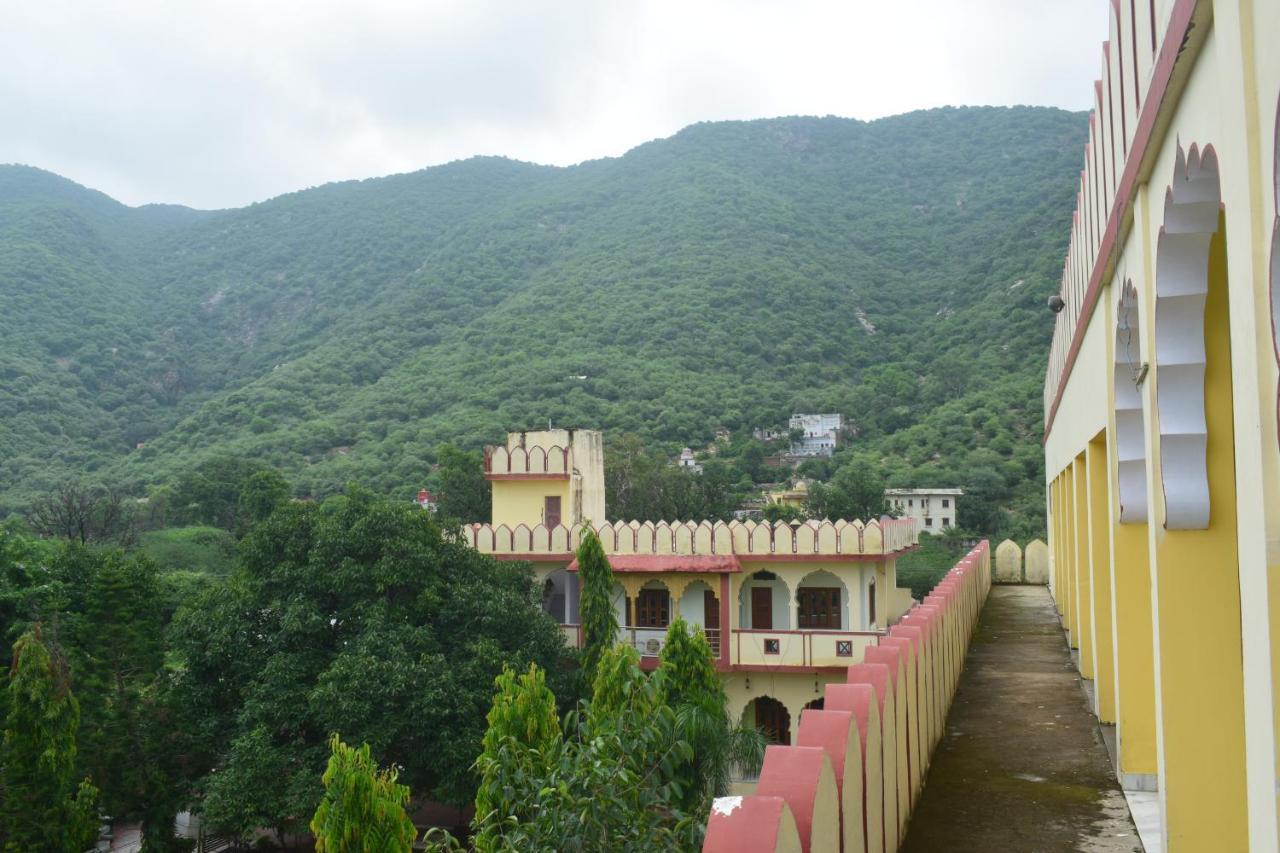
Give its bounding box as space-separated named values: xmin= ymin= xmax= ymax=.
xmin=1114 ymin=279 xmax=1148 ymax=522
xmin=1271 ymin=95 xmax=1280 ymax=445
xmin=1154 ymin=143 xmax=1220 ymax=529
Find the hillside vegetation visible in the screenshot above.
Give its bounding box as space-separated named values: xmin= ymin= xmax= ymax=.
xmin=0 ymin=107 xmax=1085 ymax=535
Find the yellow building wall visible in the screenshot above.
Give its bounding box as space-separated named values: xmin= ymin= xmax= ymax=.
xmin=1111 ymin=517 xmax=1158 ymax=778
xmin=1074 ymin=457 xmax=1092 ymax=670
xmin=491 ymin=478 xmax=571 ymax=529
xmin=1086 ymin=434 xmax=1116 ymax=723
xmin=1147 ymin=217 xmax=1249 ymax=850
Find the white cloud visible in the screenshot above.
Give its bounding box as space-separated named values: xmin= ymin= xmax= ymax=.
xmin=0 ymin=0 xmax=1108 ymax=208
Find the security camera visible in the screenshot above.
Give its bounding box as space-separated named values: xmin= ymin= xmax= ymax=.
xmin=1047 ymin=295 xmax=1066 ymax=314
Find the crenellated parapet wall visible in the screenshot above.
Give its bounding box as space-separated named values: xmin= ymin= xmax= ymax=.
xmin=704 ymin=541 xmax=992 ymax=853
xmin=462 ymin=517 xmax=920 ymax=559
xmin=483 ymin=443 xmax=570 ymax=478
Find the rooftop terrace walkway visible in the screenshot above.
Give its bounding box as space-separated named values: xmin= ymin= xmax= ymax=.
xmin=901 ymin=586 xmax=1141 ymax=852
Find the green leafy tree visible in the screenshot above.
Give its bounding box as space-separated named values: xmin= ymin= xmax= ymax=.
xmin=0 ymin=626 xmax=99 ymax=853
xmin=237 ymin=468 xmax=291 ymax=532
xmin=807 ymin=454 xmax=889 ymax=521
xmin=762 ymin=502 xmax=806 ymax=523
xmin=657 ymin=619 xmax=765 ymax=813
xmin=576 ymin=527 xmax=618 ymax=686
xmin=434 ymin=445 xmax=491 ymax=524
xmin=473 ymin=664 xmax=562 ymax=852
xmin=72 ymin=552 xmax=176 ymax=846
xmin=171 ymin=456 xmax=285 ymax=532
xmin=310 ymin=734 xmax=417 ymax=853
xmin=169 ymin=488 xmax=572 ymax=838
xmin=473 ymin=644 xmax=698 ymax=851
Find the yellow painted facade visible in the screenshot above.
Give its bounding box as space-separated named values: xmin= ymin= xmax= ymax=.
xmin=1043 ymin=1 xmax=1280 ymax=847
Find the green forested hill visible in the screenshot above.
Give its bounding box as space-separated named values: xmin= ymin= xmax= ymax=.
xmin=0 ymin=107 xmax=1085 ymax=530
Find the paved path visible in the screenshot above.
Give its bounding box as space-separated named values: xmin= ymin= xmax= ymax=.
xmin=900 ymin=586 xmax=1142 ymax=852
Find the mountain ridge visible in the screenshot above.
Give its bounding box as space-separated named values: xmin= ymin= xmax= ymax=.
xmin=0 ymin=106 xmax=1085 ymax=535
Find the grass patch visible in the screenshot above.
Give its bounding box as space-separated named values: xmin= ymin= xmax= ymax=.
xmin=138 ymin=525 xmax=237 ymax=574
xmin=895 ymin=534 xmax=971 ymax=599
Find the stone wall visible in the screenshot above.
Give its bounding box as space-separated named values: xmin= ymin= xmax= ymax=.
xmin=704 ymin=541 xmax=992 ymax=852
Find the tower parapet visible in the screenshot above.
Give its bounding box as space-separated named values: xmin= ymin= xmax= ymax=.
xmin=484 ymin=429 xmax=605 ymax=529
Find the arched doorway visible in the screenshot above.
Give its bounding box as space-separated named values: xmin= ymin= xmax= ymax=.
xmin=751 ymin=696 xmax=791 ymax=745
xmin=738 ymin=570 xmax=790 ymax=630
xmin=541 ymin=569 xmax=578 ymax=624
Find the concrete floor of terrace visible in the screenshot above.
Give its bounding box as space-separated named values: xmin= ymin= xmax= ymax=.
xmin=901 ymin=586 xmax=1143 ymax=852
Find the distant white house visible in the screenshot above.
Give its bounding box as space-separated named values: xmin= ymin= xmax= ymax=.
xmin=678 ymin=447 xmax=702 ymax=473
xmin=885 ymin=488 xmax=963 ymax=532
xmin=415 ymin=489 xmax=437 ymax=512
xmin=789 ymin=413 xmax=843 ymax=457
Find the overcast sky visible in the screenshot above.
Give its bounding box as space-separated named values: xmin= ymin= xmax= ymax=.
xmin=0 ymin=1 xmax=1107 ymax=210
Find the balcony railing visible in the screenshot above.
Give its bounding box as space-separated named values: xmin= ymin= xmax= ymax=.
xmin=733 ymin=628 xmax=879 ymax=668
xmin=557 ymin=623 xmax=872 ymax=667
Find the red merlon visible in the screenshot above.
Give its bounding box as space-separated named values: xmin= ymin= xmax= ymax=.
xmin=846 ymin=662 xmax=891 ymax=711
xmin=823 ymin=682 xmax=878 ymax=750
xmin=864 ymin=646 xmax=903 ymax=691
xmin=756 ymin=745 xmax=833 ymax=853
xmin=796 ymin=709 xmax=856 ymax=793
xmin=704 ymin=795 xmax=792 ymax=852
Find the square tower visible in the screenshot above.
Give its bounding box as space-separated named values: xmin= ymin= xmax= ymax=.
xmin=485 ymin=429 xmax=605 ymax=529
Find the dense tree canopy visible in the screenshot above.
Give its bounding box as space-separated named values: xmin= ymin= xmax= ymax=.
xmin=167 ymin=489 xmax=575 ymax=837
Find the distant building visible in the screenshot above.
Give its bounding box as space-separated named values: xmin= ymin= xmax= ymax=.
xmin=766 ymin=480 xmax=810 ymax=509
xmin=677 ymin=447 xmax=702 ymax=473
xmin=415 ymin=489 xmax=437 ymax=512
xmin=885 ymin=488 xmax=962 ymax=532
xmin=789 ymin=413 xmax=843 ymax=457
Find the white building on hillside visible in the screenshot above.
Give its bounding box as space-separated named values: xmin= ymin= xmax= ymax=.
xmin=885 ymin=488 xmax=962 ymax=532
xmin=789 ymin=413 xmax=843 ymax=456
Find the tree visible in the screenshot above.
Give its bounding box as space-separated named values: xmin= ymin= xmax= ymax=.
xmin=170 ymin=456 xmax=285 ymax=532
xmin=72 ymin=552 xmax=174 ymax=845
xmin=576 ymin=527 xmax=618 ymax=687
xmin=762 ymin=502 xmax=806 ymax=523
xmin=0 ymin=627 xmax=99 ymax=853
xmin=472 ymin=644 xmax=698 ymax=851
xmin=657 ymin=619 xmax=765 ymax=813
xmin=473 ymin=664 xmax=562 ymax=853
xmin=169 ymin=488 xmax=572 ymax=837
xmin=237 ymin=468 xmax=291 ymax=532
xmin=807 ymin=454 xmax=889 ymax=521
xmin=310 ymin=734 xmax=417 ymax=853
xmin=434 ymin=444 xmax=491 ymax=524
xmin=26 ymin=483 xmax=138 ymax=545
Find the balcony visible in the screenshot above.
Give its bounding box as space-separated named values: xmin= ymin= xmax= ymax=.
xmin=733 ymin=629 xmax=878 ymax=668
xmin=556 ymin=624 xmax=875 ymax=669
